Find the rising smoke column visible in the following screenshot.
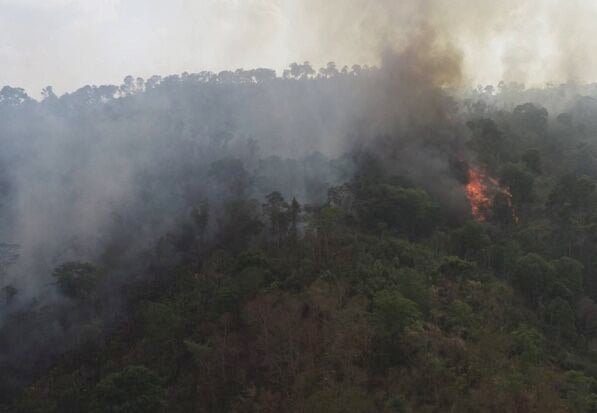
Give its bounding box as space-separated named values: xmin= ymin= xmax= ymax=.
xmin=292 ymin=0 xmax=597 ymax=86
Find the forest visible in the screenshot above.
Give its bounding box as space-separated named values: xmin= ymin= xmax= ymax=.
xmin=2 ymin=61 xmax=597 ymax=412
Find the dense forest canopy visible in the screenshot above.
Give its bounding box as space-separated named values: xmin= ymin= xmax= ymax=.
xmin=3 ymin=58 xmax=597 ymax=412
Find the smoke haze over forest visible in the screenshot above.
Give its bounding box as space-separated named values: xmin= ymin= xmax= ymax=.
xmin=4 ymin=1 xmax=597 ymax=411
xmin=3 ymin=0 xmax=597 ymax=95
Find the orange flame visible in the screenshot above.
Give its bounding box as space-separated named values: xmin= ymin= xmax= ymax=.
xmin=465 ymin=166 xmax=519 ymax=223
xmin=465 ymin=167 xmax=492 ymax=221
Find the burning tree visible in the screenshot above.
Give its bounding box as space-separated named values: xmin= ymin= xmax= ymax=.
xmin=465 ymin=165 xmax=518 ymax=224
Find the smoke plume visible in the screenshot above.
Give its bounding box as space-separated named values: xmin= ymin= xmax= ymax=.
xmin=3 ymin=0 xmax=597 ymax=401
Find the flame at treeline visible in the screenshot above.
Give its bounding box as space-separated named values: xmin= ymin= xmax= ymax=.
xmin=465 ymin=166 xmax=518 ymax=223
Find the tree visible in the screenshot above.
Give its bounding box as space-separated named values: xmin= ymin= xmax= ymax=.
xmin=521 ymin=149 xmax=542 ymax=174
xmin=546 ymin=297 xmax=576 ymax=341
xmin=511 ymin=326 xmax=544 ymax=365
xmin=41 ymin=86 xmax=57 ymax=102
xmin=513 ymin=102 xmax=548 ymax=134
xmin=217 ymin=200 xmax=263 ymax=252
xmin=549 ymin=174 xmax=596 ymax=215
xmin=283 ymin=61 xmax=316 ymax=79
xmin=1 ymin=284 xmax=17 ymax=305
xmin=512 ymin=253 xmax=554 ymax=305
xmin=438 ymin=256 xmax=476 ymax=280
xmin=561 ymin=371 xmax=597 ymax=413
xmin=262 ymin=191 xmax=290 ymax=245
xmin=209 ymin=158 xmax=251 ymax=199
xmin=489 ymin=240 xmax=522 ymax=278
xmin=499 ymin=163 xmax=534 ymax=206
xmin=552 ymin=257 xmax=584 ymax=299
xmin=52 ymin=262 xmax=103 ymax=300
xmin=548 ymin=174 xmax=597 ymax=255
xmin=0 ymin=86 xmax=31 ymax=106
xmin=440 ymin=299 xmax=477 ymax=338
xmin=0 ymin=242 xmax=19 ymax=285
xmin=92 ymin=366 xmax=165 ymax=413
xmin=289 ymin=197 xmax=301 ymax=244
xmin=492 ymin=192 xmax=518 ymax=226
xmin=191 ymin=199 xmax=210 ymax=245
xmin=139 ymin=301 xmax=183 ymax=352
xmin=466 ymin=118 xmax=508 ymax=168
xmin=371 ymin=290 xmax=421 ymax=337
xmin=318 ymin=62 xmax=340 ymax=78
xmin=450 ymin=221 xmax=490 ymax=261
xmin=356 ymin=183 xmax=439 ymax=238
xmin=119 ymin=75 xmax=144 ymax=96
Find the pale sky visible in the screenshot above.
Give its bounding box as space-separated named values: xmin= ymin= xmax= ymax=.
xmin=2 ymin=0 xmax=597 ymax=96
xmin=0 ymin=0 xmax=297 ymax=95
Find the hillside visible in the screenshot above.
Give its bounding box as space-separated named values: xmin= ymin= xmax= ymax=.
xmin=2 ymin=70 xmax=597 ymax=412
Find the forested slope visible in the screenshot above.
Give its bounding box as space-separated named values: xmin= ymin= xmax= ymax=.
xmin=2 ymin=68 xmax=597 ymax=412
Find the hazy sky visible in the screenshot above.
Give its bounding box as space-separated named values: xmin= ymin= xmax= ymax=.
xmin=0 ymin=0 xmax=313 ymax=95
xmin=2 ymin=0 xmax=597 ymax=96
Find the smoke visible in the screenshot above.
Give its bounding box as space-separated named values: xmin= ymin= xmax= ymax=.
xmin=280 ymin=0 xmax=597 ymax=212
xmin=287 ymin=0 xmax=597 ymax=87
xmin=3 ymin=0 xmax=595 ymax=331
xmin=5 ymin=0 xmax=597 ymax=95
xmin=4 ymin=0 xmax=597 ymax=401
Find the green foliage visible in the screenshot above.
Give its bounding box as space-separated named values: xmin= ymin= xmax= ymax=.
xmin=371 ymin=289 xmax=422 ymax=336
xmin=521 ymin=148 xmax=542 ymax=174
xmin=549 ymin=174 xmax=596 ymax=212
xmin=311 ymin=206 xmax=345 ymax=233
xmin=263 ymin=191 xmax=290 ymax=243
xmin=438 ymin=256 xmax=476 ymax=279
xmin=548 ymin=174 xmax=597 ymax=252
xmin=12 ymin=98 xmax=597 ymax=412
xmin=440 ymin=299 xmax=478 ymax=338
xmin=289 ymin=196 xmax=301 ymax=243
xmin=393 ymin=268 xmax=431 ymax=311
xmin=235 ymin=249 xmax=270 ymax=271
xmin=237 ymin=266 xmax=268 ymax=297
xmin=511 ymin=325 xmax=545 ymax=365
xmin=512 ymin=253 xmax=554 ymax=305
xmin=356 ymin=182 xmax=439 ymax=238
xmin=489 ymin=240 xmax=522 ymax=277
xmin=467 ymin=118 xmax=508 ymax=168
xmin=183 ymin=340 xmax=211 ymax=367
xmin=138 ymin=301 xmax=183 ymax=357
xmin=190 ymin=199 xmax=210 ymax=243
xmin=450 ymin=221 xmax=490 ymax=261
xmin=209 ymin=158 xmax=250 ymax=197
xmin=561 ymin=371 xmax=597 ymax=413
xmin=385 ymin=396 xmax=406 ymax=413
xmin=218 ymin=199 xmax=264 ymax=252
xmin=499 ymin=163 xmax=534 ymax=205
xmin=213 ymin=283 xmax=240 ymax=314
xmin=52 ymin=261 xmax=102 ymax=300
xmin=513 ymin=102 xmax=548 ymax=134
xmin=553 ymin=256 xmax=584 ymax=299
xmin=546 ymin=297 xmax=577 ymax=341
xmin=8 ymin=69 xmax=597 ymax=413
xmin=92 ymin=366 xmax=165 ymax=413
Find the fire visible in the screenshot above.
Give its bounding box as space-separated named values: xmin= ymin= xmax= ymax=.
xmin=465 ymin=166 xmax=518 ymax=223
xmin=465 ymin=167 xmax=492 ymax=221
